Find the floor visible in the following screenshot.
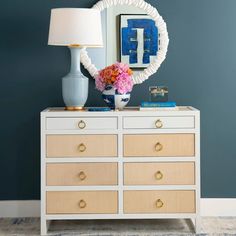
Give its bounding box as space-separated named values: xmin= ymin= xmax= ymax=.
xmin=0 ymin=217 xmax=236 ymax=236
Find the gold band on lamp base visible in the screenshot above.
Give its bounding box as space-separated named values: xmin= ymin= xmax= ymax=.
xmin=65 ymin=106 xmax=85 ymax=111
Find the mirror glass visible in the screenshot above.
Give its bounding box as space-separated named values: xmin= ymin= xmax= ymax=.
xmin=88 ymin=5 xmax=159 ymax=72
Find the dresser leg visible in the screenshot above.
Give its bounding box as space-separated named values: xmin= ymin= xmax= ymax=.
xmin=41 ymin=219 xmax=50 ymax=235
xmin=189 ymin=217 xmax=201 ymax=234
xmin=195 ymin=217 xmax=201 ymax=234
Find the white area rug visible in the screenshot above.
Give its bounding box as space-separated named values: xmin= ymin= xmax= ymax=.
xmin=0 ymin=217 xmax=236 ymax=235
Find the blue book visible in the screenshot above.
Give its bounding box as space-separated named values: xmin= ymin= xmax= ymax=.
xmin=87 ymin=107 xmax=111 ymax=112
xmin=141 ymin=101 xmax=176 ymax=107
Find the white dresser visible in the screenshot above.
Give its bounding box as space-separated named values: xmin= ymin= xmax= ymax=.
xmin=41 ymin=107 xmax=200 ymax=235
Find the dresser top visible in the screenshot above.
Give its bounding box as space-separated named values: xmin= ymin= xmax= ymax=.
xmin=41 ymin=106 xmax=199 ymax=116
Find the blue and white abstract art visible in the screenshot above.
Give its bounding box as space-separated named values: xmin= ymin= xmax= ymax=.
xmin=120 ymin=14 xmax=159 ymax=69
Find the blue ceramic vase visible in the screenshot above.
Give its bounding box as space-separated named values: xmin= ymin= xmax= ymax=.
xmin=62 ymin=47 xmax=88 ymax=110
xmin=102 ymin=85 xmax=131 ymax=110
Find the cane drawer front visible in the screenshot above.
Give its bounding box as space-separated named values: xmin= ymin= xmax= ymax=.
xmin=46 ymin=135 xmax=117 ymax=157
xmin=123 ymin=134 xmax=195 ymax=157
xmin=123 ymin=190 xmax=195 ymax=214
xmin=124 ymin=162 xmax=195 ymax=185
xmin=46 ymin=117 xmax=118 ymax=130
xmin=123 ymin=116 xmax=194 ymax=129
xmin=46 ymin=163 xmax=118 ymax=186
xmin=46 ymin=191 xmax=118 ymax=214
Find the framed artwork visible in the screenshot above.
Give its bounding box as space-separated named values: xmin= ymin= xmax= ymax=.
xmin=120 ymin=14 xmax=159 ymax=69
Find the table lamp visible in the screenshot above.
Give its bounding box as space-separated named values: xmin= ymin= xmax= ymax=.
xmin=48 ymin=8 xmax=103 ymax=110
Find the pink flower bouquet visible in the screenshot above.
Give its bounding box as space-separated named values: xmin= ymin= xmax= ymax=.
xmin=95 ymin=62 xmax=134 ymax=94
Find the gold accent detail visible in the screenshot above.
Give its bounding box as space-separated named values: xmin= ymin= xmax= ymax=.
xmin=155 ymin=142 xmax=163 ymax=152
xmin=69 ymin=44 xmax=103 ymax=48
xmin=155 ymin=119 xmax=163 ymax=128
xmin=69 ymin=44 xmax=81 ymax=48
xmin=78 ymin=171 xmax=87 ymax=181
xmin=79 ymin=199 xmax=87 ymax=209
xmin=155 ymin=171 xmax=163 ymax=180
xmin=78 ymin=143 xmax=86 ymax=153
xmin=156 ymin=199 xmax=164 ymax=208
xmin=65 ymin=106 xmax=84 ymax=111
xmin=78 ymin=120 xmax=86 ymax=129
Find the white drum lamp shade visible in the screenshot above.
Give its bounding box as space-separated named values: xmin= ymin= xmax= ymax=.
xmin=48 ymin=8 xmax=103 ymax=47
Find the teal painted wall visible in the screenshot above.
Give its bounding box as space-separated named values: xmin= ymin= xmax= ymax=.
xmin=0 ymin=0 xmax=236 ymax=200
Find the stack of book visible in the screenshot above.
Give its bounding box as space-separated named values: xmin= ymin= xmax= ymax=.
xmin=140 ymin=101 xmax=178 ymax=111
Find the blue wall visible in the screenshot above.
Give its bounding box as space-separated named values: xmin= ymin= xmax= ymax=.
xmin=0 ymin=0 xmax=236 ymax=200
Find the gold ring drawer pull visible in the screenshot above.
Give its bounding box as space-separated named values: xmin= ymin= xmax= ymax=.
xmin=155 ymin=142 xmax=163 ymax=152
xmin=155 ymin=171 xmax=163 ymax=180
xmin=155 ymin=119 xmax=163 ymax=128
xmin=156 ymin=199 xmax=164 ymax=209
xmin=78 ymin=199 xmax=87 ymax=209
xmin=78 ymin=120 xmax=86 ymax=129
xmin=78 ymin=171 xmax=87 ymax=181
xmin=78 ymin=143 xmax=86 ymax=152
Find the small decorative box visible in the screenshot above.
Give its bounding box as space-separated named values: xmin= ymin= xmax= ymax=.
xmin=149 ymin=86 xmax=168 ymax=102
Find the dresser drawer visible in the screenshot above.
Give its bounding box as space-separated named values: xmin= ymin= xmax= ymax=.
xmin=46 ymin=163 xmax=118 ymax=186
xmin=124 ymin=190 xmax=195 ymax=214
xmin=123 ymin=134 xmax=194 ymax=157
xmin=124 ymin=162 xmax=195 ymax=185
xmin=46 ymin=135 xmax=117 ymax=157
xmin=46 ymin=191 xmax=118 ymax=214
xmin=46 ymin=117 xmax=118 ymax=130
xmin=123 ymin=116 xmax=194 ymax=129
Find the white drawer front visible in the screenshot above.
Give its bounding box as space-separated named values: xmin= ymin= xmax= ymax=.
xmin=46 ymin=117 xmax=118 ymax=130
xmin=123 ymin=116 xmax=194 ymax=129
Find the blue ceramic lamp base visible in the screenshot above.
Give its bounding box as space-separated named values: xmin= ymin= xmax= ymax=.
xmin=62 ymin=47 xmax=88 ymax=111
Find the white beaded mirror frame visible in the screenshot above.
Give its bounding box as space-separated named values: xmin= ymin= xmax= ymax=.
xmin=80 ymin=0 xmax=169 ymax=85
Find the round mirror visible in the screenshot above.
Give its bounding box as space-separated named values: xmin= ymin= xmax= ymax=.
xmin=81 ymin=0 xmax=169 ymax=85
